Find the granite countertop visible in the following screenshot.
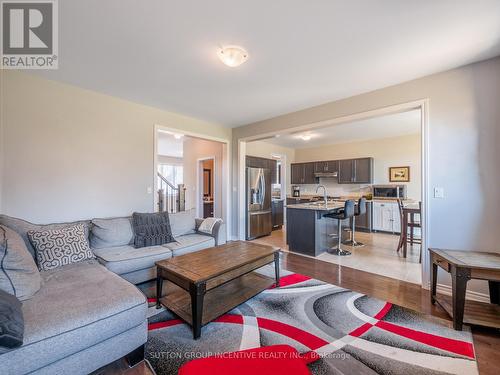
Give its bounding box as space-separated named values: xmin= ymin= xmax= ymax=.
xmin=286 ymin=201 xmax=345 ymax=211
xmin=286 ymin=195 xmax=416 ymax=204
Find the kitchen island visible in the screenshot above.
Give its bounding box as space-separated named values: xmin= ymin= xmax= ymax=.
xmin=286 ymin=202 xmax=350 ymax=256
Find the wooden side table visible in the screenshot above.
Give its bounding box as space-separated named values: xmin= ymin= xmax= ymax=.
xmin=429 ymin=248 xmax=500 ymax=330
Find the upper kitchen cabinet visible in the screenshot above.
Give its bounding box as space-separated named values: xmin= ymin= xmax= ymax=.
xmin=291 ymin=162 xmax=316 ymax=184
xmin=338 ymin=159 xmax=354 ymax=183
xmin=246 ymin=156 xmax=277 ymax=183
xmin=304 ymin=163 xmax=316 ymax=183
xmin=314 ymin=160 xmax=338 ymax=174
xmin=338 ymin=157 xmax=373 ymax=184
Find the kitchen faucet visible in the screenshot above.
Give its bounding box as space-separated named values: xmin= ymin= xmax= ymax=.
xmin=316 ymin=185 xmax=328 ymax=206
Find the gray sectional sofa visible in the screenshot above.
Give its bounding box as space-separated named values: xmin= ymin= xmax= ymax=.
xmin=0 ymin=209 xmax=225 ymax=375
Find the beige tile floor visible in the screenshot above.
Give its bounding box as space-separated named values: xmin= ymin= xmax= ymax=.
xmin=254 ymin=227 xmax=422 ymax=285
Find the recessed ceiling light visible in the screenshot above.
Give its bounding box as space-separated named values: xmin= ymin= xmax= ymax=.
xmin=300 ymin=134 xmax=312 ymax=141
xmin=274 ymin=134 xmax=281 ymax=138
xmin=217 ymin=45 xmax=249 ymax=67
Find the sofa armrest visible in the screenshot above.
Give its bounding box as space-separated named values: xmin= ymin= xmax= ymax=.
xmin=195 ymin=218 xmax=226 ymax=246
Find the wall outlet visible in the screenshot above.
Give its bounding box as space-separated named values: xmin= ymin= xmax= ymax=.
xmin=433 ymin=187 xmax=444 ymax=198
xmin=147 ymin=186 xmax=153 ymax=194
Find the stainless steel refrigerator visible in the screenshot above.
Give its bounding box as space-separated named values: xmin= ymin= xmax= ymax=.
xmin=246 ymin=167 xmax=272 ymax=240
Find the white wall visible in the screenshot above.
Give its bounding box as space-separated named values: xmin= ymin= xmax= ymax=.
xmin=233 ymin=56 xmax=500 ymax=296
xmin=294 ymin=134 xmax=421 ymax=200
xmin=0 ymin=71 xmax=231 ymax=223
xmin=245 ymin=140 xmax=296 ymax=196
xmin=182 ymin=137 xmax=224 ymax=218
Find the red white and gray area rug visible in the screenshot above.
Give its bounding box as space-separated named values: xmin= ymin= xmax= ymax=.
xmin=142 ymin=272 xmax=478 ymax=375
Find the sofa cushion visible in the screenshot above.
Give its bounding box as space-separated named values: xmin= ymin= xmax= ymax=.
xmin=0 ymin=225 xmax=41 ymax=301
xmin=0 ymin=260 xmax=147 ymax=374
xmin=93 ymin=245 xmax=173 ymax=275
xmin=0 ymin=289 xmax=24 ymax=353
xmin=132 ymin=212 xmax=175 ymax=248
xmin=28 ymin=224 xmax=95 ymax=271
xmin=164 ymin=233 xmax=215 ymax=257
xmin=0 ymin=215 xmax=91 ymax=259
xmin=169 ymin=209 xmax=196 ymax=238
xmin=90 ymin=217 xmax=133 ymax=249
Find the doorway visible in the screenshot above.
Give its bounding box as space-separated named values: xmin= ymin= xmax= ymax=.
xmin=198 ymin=157 xmax=216 ymax=218
xmin=237 ymin=100 xmax=429 ymax=287
xmin=154 ymin=125 xmax=231 ymax=241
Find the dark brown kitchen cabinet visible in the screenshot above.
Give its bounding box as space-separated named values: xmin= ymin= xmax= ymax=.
xmin=354 ymin=158 xmax=373 ymax=183
xmin=338 ymin=159 xmax=354 ymax=183
xmin=291 ymin=163 xmax=303 ymax=184
xmin=291 ymin=162 xmax=316 ymax=184
xmin=271 ymin=199 xmax=284 ymax=229
xmin=246 ymin=156 xmax=277 ymax=184
xmin=338 ymin=158 xmax=373 ymax=184
xmin=314 ymin=160 xmax=338 ymax=174
xmin=303 ymin=162 xmax=316 ymax=183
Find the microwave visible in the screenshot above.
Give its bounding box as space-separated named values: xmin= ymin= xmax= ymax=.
xmin=373 ymin=185 xmax=407 ymax=199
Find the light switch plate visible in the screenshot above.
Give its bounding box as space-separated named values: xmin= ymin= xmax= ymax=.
xmin=147 ymin=186 xmax=153 ymax=194
xmin=434 ymin=187 xmax=444 ymax=198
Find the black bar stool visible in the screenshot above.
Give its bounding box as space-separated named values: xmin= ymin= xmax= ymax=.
xmin=323 ymin=200 xmax=355 ymax=256
xmin=343 ymin=197 xmax=366 ymax=247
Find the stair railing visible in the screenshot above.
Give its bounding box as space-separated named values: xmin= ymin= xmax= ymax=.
xmin=157 ymin=172 xmax=186 ymax=213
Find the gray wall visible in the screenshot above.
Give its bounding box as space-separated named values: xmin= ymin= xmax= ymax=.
xmin=0 ymin=71 xmax=231 ymax=223
xmin=233 ymin=56 xmax=500 ymax=296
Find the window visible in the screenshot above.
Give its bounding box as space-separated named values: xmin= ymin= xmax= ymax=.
xmin=158 ymin=164 xmax=183 ymax=189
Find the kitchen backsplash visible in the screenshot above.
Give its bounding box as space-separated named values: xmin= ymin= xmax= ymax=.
xmin=296 ymin=179 xmax=372 ymax=197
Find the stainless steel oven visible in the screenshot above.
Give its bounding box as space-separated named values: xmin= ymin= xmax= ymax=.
xmin=372 ymin=185 xmax=407 ymax=199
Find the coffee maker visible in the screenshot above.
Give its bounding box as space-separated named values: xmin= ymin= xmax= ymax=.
xmin=292 ymin=185 xmax=300 ymax=197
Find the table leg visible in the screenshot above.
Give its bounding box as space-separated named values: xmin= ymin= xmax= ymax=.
xmin=274 ymin=252 xmax=280 ymax=287
xmin=488 ymin=281 xmax=500 ymax=305
xmin=190 ymin=282 xmax=206 ymax=339
xmin=430 ymin=258 xmax=437 ymax=305
xmin=451 ymin=266 xmax=470 ymax=330
xmin=403 ymin=213 xmax=408 ymax=258
xmin=156 ymin=273 xmax=163 ymax=309
xmin=410 ymin=213 xmax=414 ymax=245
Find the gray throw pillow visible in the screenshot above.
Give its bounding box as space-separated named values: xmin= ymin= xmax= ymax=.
xmin=90 ymin=217 xmax=134 ymax=249
xmin=169 ymin=209 xmax=196 ymax=238
xmin=0 ymin=289 xmax=24 ymax=353
xmin=28 ymin=224 xmax=95 ymax=271
xmin=132 ymin=212 xmax=174 ymax=248
xmin=0 ymin=225 xmax=41 ymax=301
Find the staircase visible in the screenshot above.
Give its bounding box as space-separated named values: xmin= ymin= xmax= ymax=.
xmin=157 ymin=172 xmax=186 ymax=213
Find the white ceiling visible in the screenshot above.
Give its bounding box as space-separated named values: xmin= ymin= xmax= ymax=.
xmin=257 ymin=110 xmax=421 ymax=149
xmin=157 ymin=131 xmax=184 ymax=157
xmin=35 ymin=0 xmax=500 ymax=127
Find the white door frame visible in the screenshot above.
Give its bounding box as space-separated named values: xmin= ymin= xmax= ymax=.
xmin=236 ymin=99 xmax=430 ymax=288
xmin=154 ymin=124 xmax=231 ymax=242
xmin=196 ymin=156 xmax=216 ymax=218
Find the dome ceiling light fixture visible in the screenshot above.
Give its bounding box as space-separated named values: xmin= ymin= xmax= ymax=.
xmin=217 ymin=45 xmax=249 ymax=67
xmin=300 ymin=134 xmax=312 ymax=141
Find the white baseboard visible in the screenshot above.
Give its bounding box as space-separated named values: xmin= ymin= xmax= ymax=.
xmin=436 ymin=283 xmax=490 ymax=303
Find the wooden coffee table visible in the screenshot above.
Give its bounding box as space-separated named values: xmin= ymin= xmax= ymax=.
xmin=155 ymin=241 xmax=280 ymax=339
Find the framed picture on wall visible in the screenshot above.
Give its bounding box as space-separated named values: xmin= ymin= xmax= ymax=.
xmin=389 ymin=166 xmax=410 ymax=182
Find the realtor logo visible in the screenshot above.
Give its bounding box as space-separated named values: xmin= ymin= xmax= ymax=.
xmin=1 ymin=0 xmax=58 ymax=69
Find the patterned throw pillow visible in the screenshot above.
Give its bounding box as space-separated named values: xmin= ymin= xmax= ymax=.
xmin=132 ymin=212 xmax=174 ymax=248
xmin=27 ymin=224 xmax=95 ymax=271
